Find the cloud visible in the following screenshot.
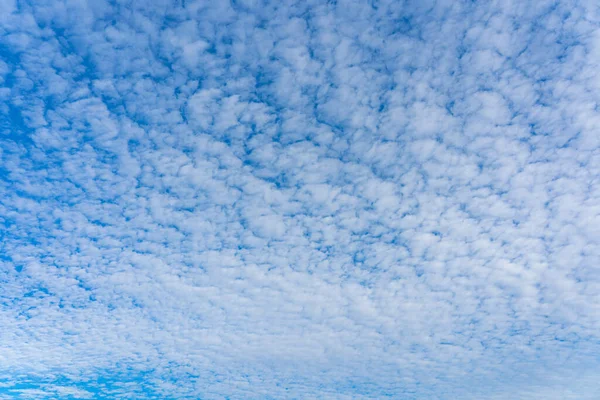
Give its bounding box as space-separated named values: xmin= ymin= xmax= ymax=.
xmin=1 ymin=0 xmax=600 ymax=398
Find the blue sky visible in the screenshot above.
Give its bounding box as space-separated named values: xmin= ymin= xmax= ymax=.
xmin=1 ymin=0 xmax=600 ymax=398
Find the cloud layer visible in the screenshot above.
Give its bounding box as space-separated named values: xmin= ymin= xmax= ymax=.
xmin=1 ymin=0 xmax=600 ymax=398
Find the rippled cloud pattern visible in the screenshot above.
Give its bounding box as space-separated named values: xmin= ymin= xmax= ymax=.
xmin=1 ymin=0 xmax=600 ymax=398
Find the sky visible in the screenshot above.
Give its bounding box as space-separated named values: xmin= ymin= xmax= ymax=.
xmin=1 ymin=0 xmax=600 ymax=398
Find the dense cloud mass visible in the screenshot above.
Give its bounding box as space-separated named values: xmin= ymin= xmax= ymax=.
xmin=1 ymin=0 xmax=600 ymax=398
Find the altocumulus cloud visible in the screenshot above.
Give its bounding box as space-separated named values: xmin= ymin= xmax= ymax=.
xmin=1 ymin=0 xmax=600 ymax=398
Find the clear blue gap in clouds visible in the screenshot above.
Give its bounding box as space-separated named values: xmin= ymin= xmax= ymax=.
xmin=1 ymin=0 xmax=600 ymax=398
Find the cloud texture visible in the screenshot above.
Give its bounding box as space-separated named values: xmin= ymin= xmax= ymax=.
xmin=1 ymin=0 xmax=600 ymax=398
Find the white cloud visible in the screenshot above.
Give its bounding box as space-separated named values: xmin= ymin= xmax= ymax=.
xmin=0 ymin=0 xmax=599 ymax=398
